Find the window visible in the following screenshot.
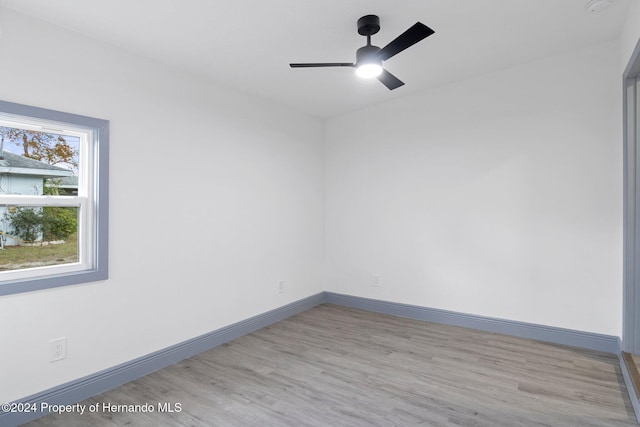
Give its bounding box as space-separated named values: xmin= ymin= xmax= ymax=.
xmin=0 ymin=100 xmax=108 ymax=295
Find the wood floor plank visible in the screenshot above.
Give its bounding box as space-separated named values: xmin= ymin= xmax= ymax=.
xmin=24 ymin=304 xmax=638 ymax=426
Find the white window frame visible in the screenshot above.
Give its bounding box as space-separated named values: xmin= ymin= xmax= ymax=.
xmin=0 ymin=100 xmax=108 ymax=295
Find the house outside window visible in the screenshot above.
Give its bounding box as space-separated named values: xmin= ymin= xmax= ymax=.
xmin=0 ymin=151 xmax=76 ymax=247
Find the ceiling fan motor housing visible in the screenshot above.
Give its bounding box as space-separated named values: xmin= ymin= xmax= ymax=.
xmin=356 ymin=45 xmax=382 ymax=66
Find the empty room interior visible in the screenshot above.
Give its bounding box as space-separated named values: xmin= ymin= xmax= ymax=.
xmin=2 ymin=0 xmax=640 ymax=425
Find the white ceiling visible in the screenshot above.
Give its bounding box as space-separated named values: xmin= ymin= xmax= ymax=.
xmin=0 ymin=0 xmax=631 ymax=118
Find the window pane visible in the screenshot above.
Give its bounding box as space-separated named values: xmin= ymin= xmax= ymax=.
xmin=0 ymin=206 xmax=78 ymax=272
xmin=0 ymin=126 xmax=79 ymax=197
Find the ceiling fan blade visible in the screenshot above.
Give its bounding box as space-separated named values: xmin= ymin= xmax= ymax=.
xmin=377 ymin=69 xmax=404 ymax=90
xmin=376 ymin=22 xmax=434 ymax=61
xmin=290 ymin=63 xmax=354 ymax=68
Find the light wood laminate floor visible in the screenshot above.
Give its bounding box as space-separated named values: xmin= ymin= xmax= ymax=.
xmin=26 ymin=304 xmax=638 ymax=426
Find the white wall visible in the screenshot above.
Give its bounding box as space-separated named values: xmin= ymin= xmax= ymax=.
xmin=325 ymin=41 xmax=622 ymax=336
xmin=0 ymin=9 xmax=325 ymax=403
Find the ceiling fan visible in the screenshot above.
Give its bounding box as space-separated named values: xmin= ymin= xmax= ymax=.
xmin=290 ymin=15 xmax=434 ymax=90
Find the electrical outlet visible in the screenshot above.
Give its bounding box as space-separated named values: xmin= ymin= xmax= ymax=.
xmin=278 ymin=280 xmax=285 ymax=293
xmin=50 ymin=337 xmax=67 ymax=362
xmin=373 ymin=275 xmax=381 ymax=287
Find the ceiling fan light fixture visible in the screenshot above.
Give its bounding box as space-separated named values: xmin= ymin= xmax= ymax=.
xmin=356 ymin=62 xmax=383 ymax=78
xmin=355 ymin=44 xmax=383 ymax=78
